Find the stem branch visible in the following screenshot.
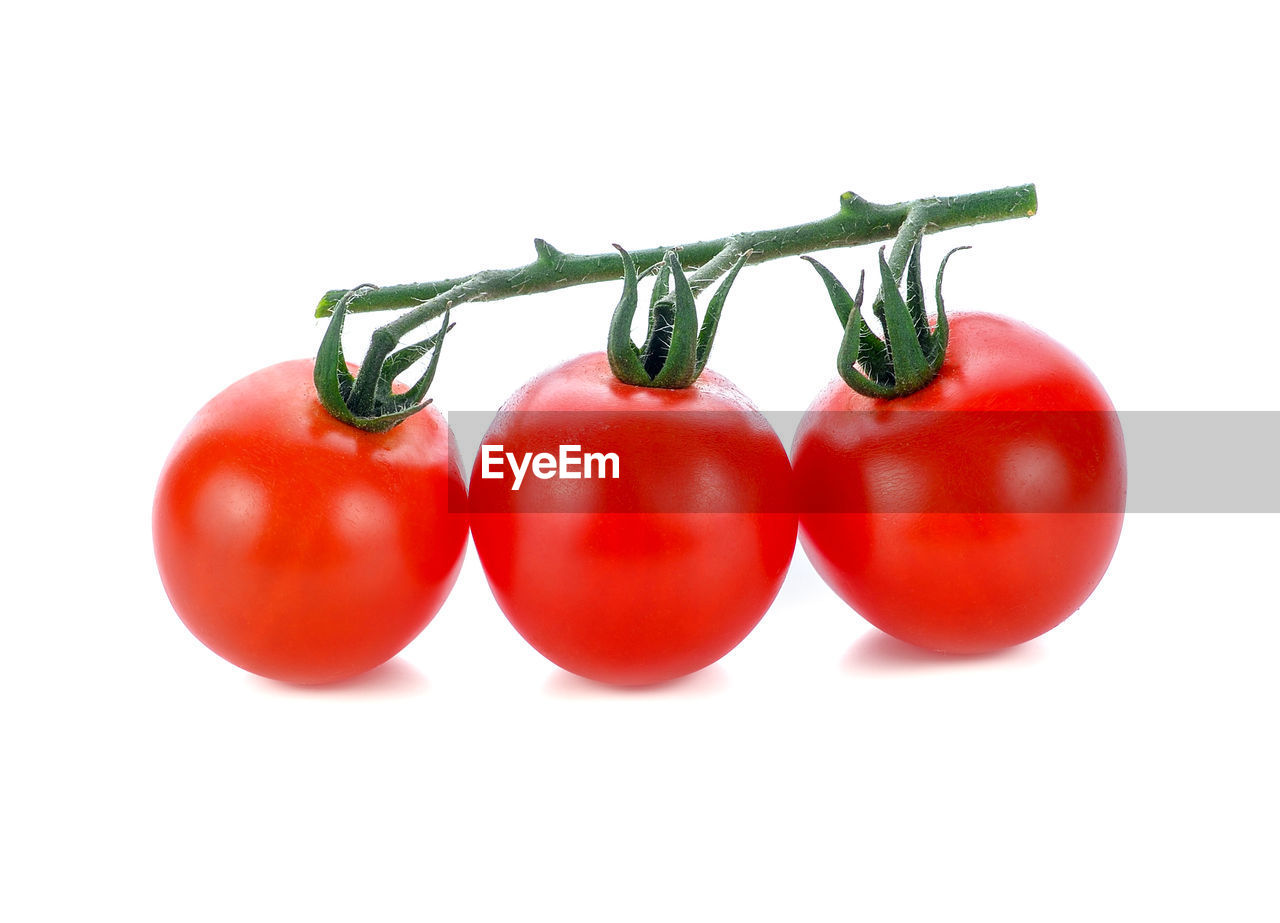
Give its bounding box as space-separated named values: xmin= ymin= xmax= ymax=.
xmin=315 ymin=184 xmax=1037 ymax=331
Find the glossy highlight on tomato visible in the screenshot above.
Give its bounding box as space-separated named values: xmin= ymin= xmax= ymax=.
xmin=153 ymin=359 xmax=468 ymax=684
xmin=792 ymin=312 xmax=1126 ymax=654
xmin=469 ymin=353 xmax=798 ymax=686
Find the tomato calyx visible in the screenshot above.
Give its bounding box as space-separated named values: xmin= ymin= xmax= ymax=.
xmin=606 ymin=245 xmax=752 ymax=389
xmin=803 ymin=221 xmax=969 ymax=400
xmin=313 ymin=284 xmax=455 ymax=433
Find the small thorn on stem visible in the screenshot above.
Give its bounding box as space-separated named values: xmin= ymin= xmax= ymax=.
xmin=534 ymin=238 xmax=563 ymax=264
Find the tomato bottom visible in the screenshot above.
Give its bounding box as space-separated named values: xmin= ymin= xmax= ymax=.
xmin=473 ymin=511 xmax=796 ymax=685
xmin=801 ymin=511 xmax=1124 ymax=654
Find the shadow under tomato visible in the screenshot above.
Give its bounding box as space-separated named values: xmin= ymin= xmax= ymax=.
xmin=248 ymin=657 xmax=430 ymax=698
xmin=842 ymin=630 xmax=1045 ymax=675
xmin=542 ymin=663 xmax=731 ymax=699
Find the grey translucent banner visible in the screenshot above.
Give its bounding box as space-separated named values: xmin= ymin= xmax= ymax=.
xmin=446 ymin=411 xmax=1280 ymax=513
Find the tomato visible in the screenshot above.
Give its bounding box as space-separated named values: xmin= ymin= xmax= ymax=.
xmin=792 ymin=312 xmax=1126 ymax=654
xmin=153 ymin=359 xmax=468 ymax=684
xmin=469 ymin=352 xmax=797 ymax=685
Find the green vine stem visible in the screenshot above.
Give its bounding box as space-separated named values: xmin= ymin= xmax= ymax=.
xmin=315 ymin=184 xmax=1037 ymax=319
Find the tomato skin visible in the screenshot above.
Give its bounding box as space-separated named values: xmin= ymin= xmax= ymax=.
xmin=153 ymin=359 xmax=468 ymax=684
xmin=792 ymin=313 xmax=1126 ymax=654
xmin=469 ymin=353 xmax=797 ymax=686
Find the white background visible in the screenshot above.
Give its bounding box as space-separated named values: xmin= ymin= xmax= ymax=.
xmin=3 ymin=2 xmax=1278 ymax=920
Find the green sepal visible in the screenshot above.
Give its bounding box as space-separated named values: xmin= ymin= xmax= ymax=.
xmin=314 ymin=284 xmax=372 ymax=427
xmin=650 ymin=251 xmax=699 ymax=388
xmin=801 ymin=255 xmax=856 ymax=326
xmin=904 ymin=234 xmax=930 ymax=346
xmin=642 ymin=268 xmax=682 ymax=377
xmin=347 ymin=400 xmax=437 ymax=431
xmin=376 ymin=321 xmax=454 ymax=408
xmin=802 ymin=257 xmax=889 ymax=383
xmin=606 ymin=245 xmax=650 ymax=385
xmin=392 ymin=307 xmax=451 ymax=411
xmin=643 ymin=260 xmax=671 ymax=362
xmin=929 ymin=246 xmax=969 ymax=371
xmin=836 ymin=272 xmax=900 ymax=398
xmin=694 ymin=249 xmax=752 ymax=376
xmin=876 ymin=247 xmax=932 ymax=393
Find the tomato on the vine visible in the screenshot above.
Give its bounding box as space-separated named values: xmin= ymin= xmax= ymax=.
xmin=795 ymin=236 xmax=1126 ymax=654
xmin=468 ymin=247 xmax=796 ymax=685
xmin=153 ymin=359 xmax=468 ymax=684
xmin=469 ymin=352 xmax=796 ymax=685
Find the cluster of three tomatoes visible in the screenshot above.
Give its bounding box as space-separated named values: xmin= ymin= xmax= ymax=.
xmin=153 ymin=303 xmax=1126 ymax=686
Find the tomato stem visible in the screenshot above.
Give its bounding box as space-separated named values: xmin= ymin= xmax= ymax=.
xmin=315 ymin=184 xmax=1037 ymax=319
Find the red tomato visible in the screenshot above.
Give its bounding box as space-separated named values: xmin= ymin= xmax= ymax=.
xmin=153 ymin=359 xmax=468 ymax=684
xmin=469 ymin=353 xmax=797 ymax=685
xmin=792 ymin=312 xmax=1126 ymax=654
